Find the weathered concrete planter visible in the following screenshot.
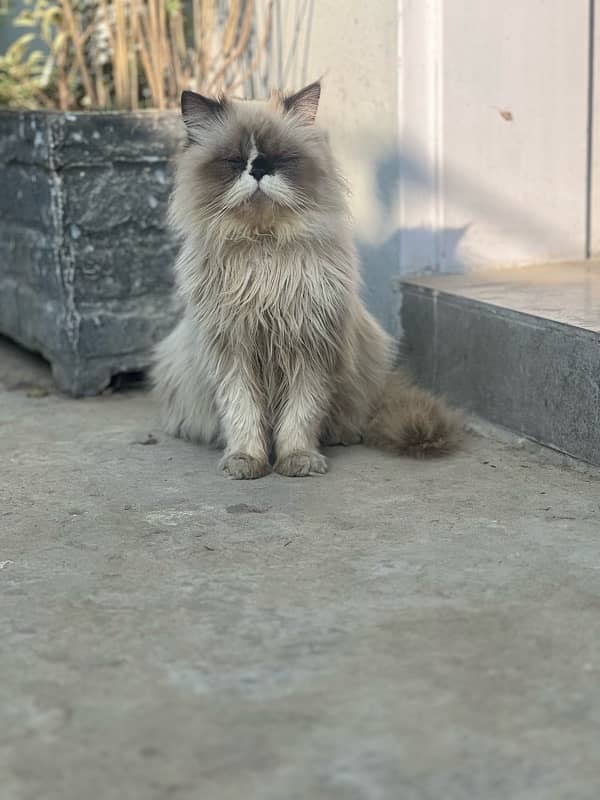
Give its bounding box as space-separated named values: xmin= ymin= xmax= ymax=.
xmin=0 ymin=110 xmax=183 ymax=395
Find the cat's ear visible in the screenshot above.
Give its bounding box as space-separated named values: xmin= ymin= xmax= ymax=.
xmin=283 ymin=81 xmax=321 ymax=124
xmin=181 ymin=91 xmax=227 ymax=131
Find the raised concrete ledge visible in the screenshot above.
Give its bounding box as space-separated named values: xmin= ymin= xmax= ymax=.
xmin=400 ymin=262 xmax=600 ymax=466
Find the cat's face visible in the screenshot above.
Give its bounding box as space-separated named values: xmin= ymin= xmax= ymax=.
xmin=175 ymin=82 xmax=342 ymax=237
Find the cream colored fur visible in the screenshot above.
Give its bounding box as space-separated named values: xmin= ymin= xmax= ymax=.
xmin=153 ymin=83 xmax=462 ymax=478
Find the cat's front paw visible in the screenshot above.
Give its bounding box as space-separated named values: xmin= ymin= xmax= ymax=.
xmin=220 ymin=453 xmax=270 ymax=480
xmin=275 ymin=450 xmax=328 ymax=477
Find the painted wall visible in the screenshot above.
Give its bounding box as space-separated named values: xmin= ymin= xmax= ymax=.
xmin=437 ymin=0 xmax=591 ymax=270
xmin=592 ymin=0 xmax=600 ymax=257
xmin=271 ymin=0 xmax=596 ymax=332
xmin=268 ymin=0 xmax=401 ymax=329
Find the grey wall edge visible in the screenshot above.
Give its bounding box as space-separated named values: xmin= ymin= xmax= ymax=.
xmin=401 ymin=284 xmax=600 ymax=467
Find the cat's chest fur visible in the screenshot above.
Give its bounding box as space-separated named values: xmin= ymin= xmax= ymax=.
xmin=198 ymin=240 xmax=351 ymax=344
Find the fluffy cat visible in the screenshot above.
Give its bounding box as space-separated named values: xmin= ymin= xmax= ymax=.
xmin=153 ymin=82 xmax=462 ymax=479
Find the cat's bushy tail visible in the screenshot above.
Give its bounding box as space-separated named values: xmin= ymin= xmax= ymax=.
xmin=364 ymin=371 xmax=463 ymax=457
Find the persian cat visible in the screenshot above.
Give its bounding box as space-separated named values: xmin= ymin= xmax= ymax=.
xmin=153 ymin=82 xmax=461 ymax=479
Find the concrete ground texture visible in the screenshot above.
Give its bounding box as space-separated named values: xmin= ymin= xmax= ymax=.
xmin=1 ymin=337 xmax=600 ymax=800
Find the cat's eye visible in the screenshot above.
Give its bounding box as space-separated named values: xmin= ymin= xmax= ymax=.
xmin=224 ymin=157 xmax=245 ymax=167
xmin=277 ymin=155 xmax=300 ymax=165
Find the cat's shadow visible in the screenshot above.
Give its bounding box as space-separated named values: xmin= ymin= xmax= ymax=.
xmin=355 ymin=149 xmax=469 ymax=333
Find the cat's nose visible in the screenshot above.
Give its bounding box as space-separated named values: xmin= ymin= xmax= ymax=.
xmin=250 ymin=155 xmax=273 ymax=181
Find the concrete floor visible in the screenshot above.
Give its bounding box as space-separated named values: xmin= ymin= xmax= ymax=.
xmin=1 ymin=337 xmax=600 ymax=800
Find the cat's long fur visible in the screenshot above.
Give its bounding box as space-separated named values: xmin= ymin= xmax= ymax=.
xmin=153 ymin=82 xmax=462 ymax=478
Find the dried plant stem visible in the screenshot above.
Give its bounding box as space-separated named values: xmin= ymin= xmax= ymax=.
xmin=95 ymin=62 xmax=107 ymax=108
xmin=61 ymin=0 xmax=96 ymax=105
xmin=200 ymin=0 xmax=216 ymax=87
xmin=148 ymin=0 xmax=165 ymax=108
xmin=129 ymin=0 xmax=139 ymax=110
xmin=137 ymin=6 xmax=160 ymax=104
xmin=113 ymin=0 xmax=129 ymax=107
xmin=168 ymin=7 xmax=185 ymax=102
xmin=229 ymin=0 xmax=273 ymax=93
xmin=159 ymin=0 xmax=175 ymax=104
xmin=56 ymin=35 xmax=69 ymax=111
xmin=222 ymin=0 xmax=241 ymax=56
xmin=20 ymin=0 xmax=293 ymax=111
xmin=207 ymin=0 xmax=255 ymax=93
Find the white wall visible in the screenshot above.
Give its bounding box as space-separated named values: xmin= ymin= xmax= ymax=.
xmin=298 ymin=0 xmax=401 ymax=329
xmin=592 ymin=0 xmax=600 ymax=257
xmin=436 ymin=0 xmax=591 ymax=270
xmin=264 ymin=0 xmax=596 ymax=331
xmin=267 ymin=0 xmax=402 ymax=329
xmin=397 ymin=0 xmax=593 ymax=276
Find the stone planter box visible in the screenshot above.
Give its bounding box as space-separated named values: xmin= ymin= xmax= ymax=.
xmin=0 ymin=110 xmax=183 ymax=395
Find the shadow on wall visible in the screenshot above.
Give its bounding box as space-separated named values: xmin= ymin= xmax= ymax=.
xmin=358 ymin=226 xmax=468 ymax=335
xmin=355 ymin=138 xmax=579 ymax=333
xmin=356 ymin=148 xmax=469 ymax=333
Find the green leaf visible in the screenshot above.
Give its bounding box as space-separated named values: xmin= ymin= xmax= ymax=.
xmin=14 ymin=10 xmax=35 ymax=26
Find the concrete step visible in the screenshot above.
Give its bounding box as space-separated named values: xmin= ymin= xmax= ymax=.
xmin=400 ymin=261 xmax=600 ymax=466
